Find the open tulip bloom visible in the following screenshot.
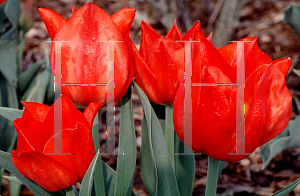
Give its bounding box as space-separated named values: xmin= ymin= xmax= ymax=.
xmin=0 ymin=1 xmax=296 ymax=195
xmin=173 ymin=37 xmax=292 ymax=162
xmin=39 ymin=3 xmax=135 ymax=107
xmin=11 ymin=95 xmax=102 ymax=192
xmin=132 ymin=20 xmax=212 ymax=106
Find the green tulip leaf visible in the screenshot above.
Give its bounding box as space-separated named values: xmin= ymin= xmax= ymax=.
xmin=175 ymin=133 xmax=195 ymax=196
xmin=3 ymin=175 xmax=23 ymax=184
xmin=292 ymin=69 xmax=300 ymax=78
xmin=79 ymin=150 xmax=100 ymax=196
xmin=0 ymin=0 xmax=20 ymax=85
xmin=140 ymin=117 xmax=156 ymax=196
xmin=18 ymin=60 xmax=45 ymax=92
xmin=0 ymin=106 xmax=23 ymax=122
xmin=260 ymin=118 xmax=300 ymax=169
xmin=91 ymin=111 xmax=136 ymax=196
xmin=133 ymin=82 xmax=180 ymax=196
xmin=272 ymin=177 xmax=300 ymax=196
xmin=65 ymin=187 xmax=76 ymax=196
xmin=91 ymin=112 xmax=105 ymax=196
xmin=283 ymin=5 xmax=300 ymax=39
xmin=10 ymin=176 xmax=22 ymax=196
xmin=24 ymin=68 xmax=50 ymax=103
xmin=115 ymin=87 xmax=137 ymax=196
xmin=44 ymin=49 xmax=56 ymax=104
xmin=0 ymin=150 xmax=66 ymax=196
xmin=0 ymin=75 xmax=13 ymax=152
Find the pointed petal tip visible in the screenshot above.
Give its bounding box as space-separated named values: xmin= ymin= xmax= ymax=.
xmin=70 ymin=6 xmax=77 ymax=14
xmin=39 ymin=8 xmax=66 ymax=40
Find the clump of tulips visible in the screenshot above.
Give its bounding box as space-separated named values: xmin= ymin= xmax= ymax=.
xmin=0 ymin=1 xmax=294 ymax=196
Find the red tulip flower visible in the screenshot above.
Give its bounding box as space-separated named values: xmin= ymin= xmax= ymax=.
xmin=0 ymin=0 xmax=6 ymax=4
xmin=132 ymin=21 xmax=211 ymax=106
xmin=173 ymin=37 xmax=292 ymax=162
xmin=11 ymin=95 xmax=102 ymax=192
xmin=39 ymin=3 xmax=135 ymax=107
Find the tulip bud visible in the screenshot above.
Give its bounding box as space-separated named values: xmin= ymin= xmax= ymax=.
xmin=19 ymin=0 xmax=35 ymax=33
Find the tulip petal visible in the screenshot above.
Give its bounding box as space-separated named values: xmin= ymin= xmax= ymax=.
xmin=43 ymin=129 xmax=77 ymax=175
xmin=173 ymin=66 xmax=236 ymax=161
xmin=83 ymin=101 xmax=103 ymax=129
xmin=14 ymin=119 xmax=51 ymax=153
xmin=21 ymin=101 xmax=51 ymax=122
xmin=198 ymin=66 xmax=237 ymax=159
xmin=131 ymin=41 xmax=164 ymax=104
xmin=273 ymin=58 xmax=292 ymax=77
xmin=73 ymin=122 xmax=96 ymax=180
xmin=165 ymin=21 xmax=183 ymax=41
xmin=70 ymin=6 xmax=78 ymax=14
xmin=14 ymin=120 xmax=35 ymax=153
xmin=11 ymin=151 xmax=77 ymax=192
xmin=111 ymin=7 xmax=136 ymax=39
xmin=140 ymin=21 xmax=161 ymax=61
xmin=218 ymin=37 xmax=273 ymax=79
xmin=38 ymin=8 xmax=67 ymax=40
xmin=206 ymin=32 xmax=213 ymax=42
xmin=244 ymin=64 xmax=292 ymax=153
xmin=147 ymin=38 xmax=183 ymax=104
xmin=192 ymin=37 xmax=236 ymax=83
xmin=182 ymin=21 xmax=205 ymax=40
xmin=44 ymin=95 xmax=89 ymax=132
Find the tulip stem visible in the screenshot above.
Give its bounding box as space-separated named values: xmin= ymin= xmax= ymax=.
xmin=165 ymin=106 xmax=175 ymax=169
xmin=205 ymin=156 xmax=220 ymax=196
xmin=65 ymin=186 xmax=76 ymax=196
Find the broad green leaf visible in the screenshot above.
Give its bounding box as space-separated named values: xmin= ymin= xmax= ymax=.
xmin=260 ymin=118 xmax=300 ymax=169
xmin=0 ymin=106 xmax=23 ymax=122
xmin=18 ymin=60 xmax=45 ymax=92
xmin=79 ymin=151 xmax=100 ymax=196
xmin=140 ymin=117 xmax=156 ymax=196
xmin=0 ymin=0 xmax=20 ymax=85
xmin=21 ymin=75 xmax=37 ymax=101
xmin=272 ymin=177 xmax=300 ymax=196
xmin=91 ymin=113 xmax=105 ymax=196
xmin=0 ymin=150 xmax=66 ymax=196
xmin=65 ymin=187 xmax=76 ymax=196
xmin=202 ymin=161 xmax=227 ymax=196
xmin=3 ymin=175 xmax=23 ymax=184
xmin=0 ymin=74 xmax=12 ymax=151
xmin=101 ymin=161 xmax=116 ymax=196
xmin=10 ymin=176 xmax=22 ymax=196
xmin=175 ymin=133 xmax=195 ymax=196
xmin=205 ymin=157 xmax=220 ymax=196
xmin=91 ymin=110 xmax=137 ymax=196
xmin=17 ymin=33 xmax=26 ymax=76
xmin=133 ymin=82 xmax=180 ymax=196
xmin=44 ymin=49 xmax=56 ymax=104
xmin=165 ymin=106 xmax=175 ymax=169
xmin=25 ymin=68 xmax=50 ymax=103
xmin=283 ymin=5 xmax=300 ymax=38
xmin=115 ymin=87 xmax=136 ymax=196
